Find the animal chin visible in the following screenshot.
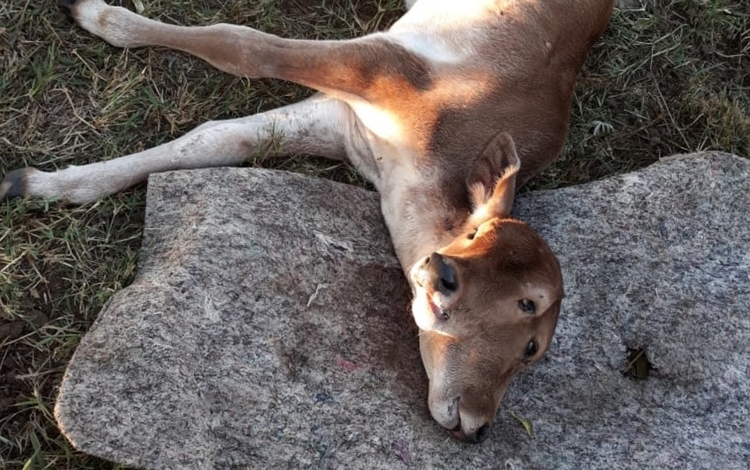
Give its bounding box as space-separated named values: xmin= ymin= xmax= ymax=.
xmin=449 ymin=424 xmax=464 ymax=440
xmin=428 ymin=394 xmax=462 ymax=432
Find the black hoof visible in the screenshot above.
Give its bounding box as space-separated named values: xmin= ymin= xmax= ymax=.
xmin=58 ymin=0 xmax=80 ymax=18
xmin=1 ymin=169 xmax=29 ymax=202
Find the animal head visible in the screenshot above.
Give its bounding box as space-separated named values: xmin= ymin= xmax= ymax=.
xmin=408 ymin=133 xmax=563 ymax=442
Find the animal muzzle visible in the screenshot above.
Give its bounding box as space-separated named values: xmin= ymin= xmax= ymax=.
xmin=450 ymin=421 xmax=492 ymax=443
xmin=427 ymin=389 xmax=496 ymax=444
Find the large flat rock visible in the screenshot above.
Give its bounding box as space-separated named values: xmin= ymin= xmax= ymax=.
xmin=55 ymin=153 xmax=750 ymax=469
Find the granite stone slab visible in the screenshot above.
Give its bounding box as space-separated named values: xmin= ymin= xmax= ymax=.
xmin=55 ymin=152 xmax=750 ymax=469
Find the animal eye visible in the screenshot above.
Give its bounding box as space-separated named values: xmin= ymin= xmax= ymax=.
xmin=524 ymin=340 xmax=538 ymax=359
xmin=518 ymin=299 xmax=535 ymax=314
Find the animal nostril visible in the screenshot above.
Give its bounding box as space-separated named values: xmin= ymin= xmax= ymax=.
xmin=473 ymin=423 xmax=491 ymax=443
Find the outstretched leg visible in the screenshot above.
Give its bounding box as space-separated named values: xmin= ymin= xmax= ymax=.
xmin=2 ymin=1 xmax=431 ymax=203
xmin=1 ymin=97 xmax=351 ymax=204
xmin=59 ymin=0 xmax=431 ymax=105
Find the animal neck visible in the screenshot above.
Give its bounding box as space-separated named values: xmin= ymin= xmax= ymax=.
xmin=383 ymin=183 xmax=472 ymax=283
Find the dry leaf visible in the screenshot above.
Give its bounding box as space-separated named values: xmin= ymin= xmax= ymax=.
xmin=512 ymin=413 xmax=534 ymax=437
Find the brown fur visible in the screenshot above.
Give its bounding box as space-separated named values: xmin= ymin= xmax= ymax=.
xmin=1 ymin=0 xmax=614 ymax=443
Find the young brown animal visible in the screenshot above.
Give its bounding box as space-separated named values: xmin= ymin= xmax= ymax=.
xmin=0 ymin=0 xmax=613 ymax=442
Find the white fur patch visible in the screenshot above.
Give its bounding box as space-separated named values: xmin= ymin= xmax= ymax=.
xmin=348 ymin=101 xmax=404 ymax=143
xmin=73 ymin=0 xmax=144 ymax=48
xmin=411 ymin=290 xmax=438 ymax=332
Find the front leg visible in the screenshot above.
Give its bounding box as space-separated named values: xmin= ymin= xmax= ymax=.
xmin=1 ymin=97 xmax=351 ymax=204
xmin=60 ymin=0 xmax=431 ymax=106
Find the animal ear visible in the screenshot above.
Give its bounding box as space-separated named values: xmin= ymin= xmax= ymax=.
xmin=467 ymin=132 xmax=520 ymax=221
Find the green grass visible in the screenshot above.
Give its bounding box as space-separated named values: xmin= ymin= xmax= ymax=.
xmin=0 ymin=0 xmax=748 ymax=468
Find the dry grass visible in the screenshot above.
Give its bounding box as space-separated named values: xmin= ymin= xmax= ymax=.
xmin=0 ymin=0 xmax=747 ymax=468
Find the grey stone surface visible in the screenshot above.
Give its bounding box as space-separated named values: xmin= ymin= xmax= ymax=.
xmin=55 ymin=152 xmax=750 ymax=469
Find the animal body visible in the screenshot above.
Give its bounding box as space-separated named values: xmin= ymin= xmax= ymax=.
xmin=0 ymin=0 xmax=613 ymax=442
